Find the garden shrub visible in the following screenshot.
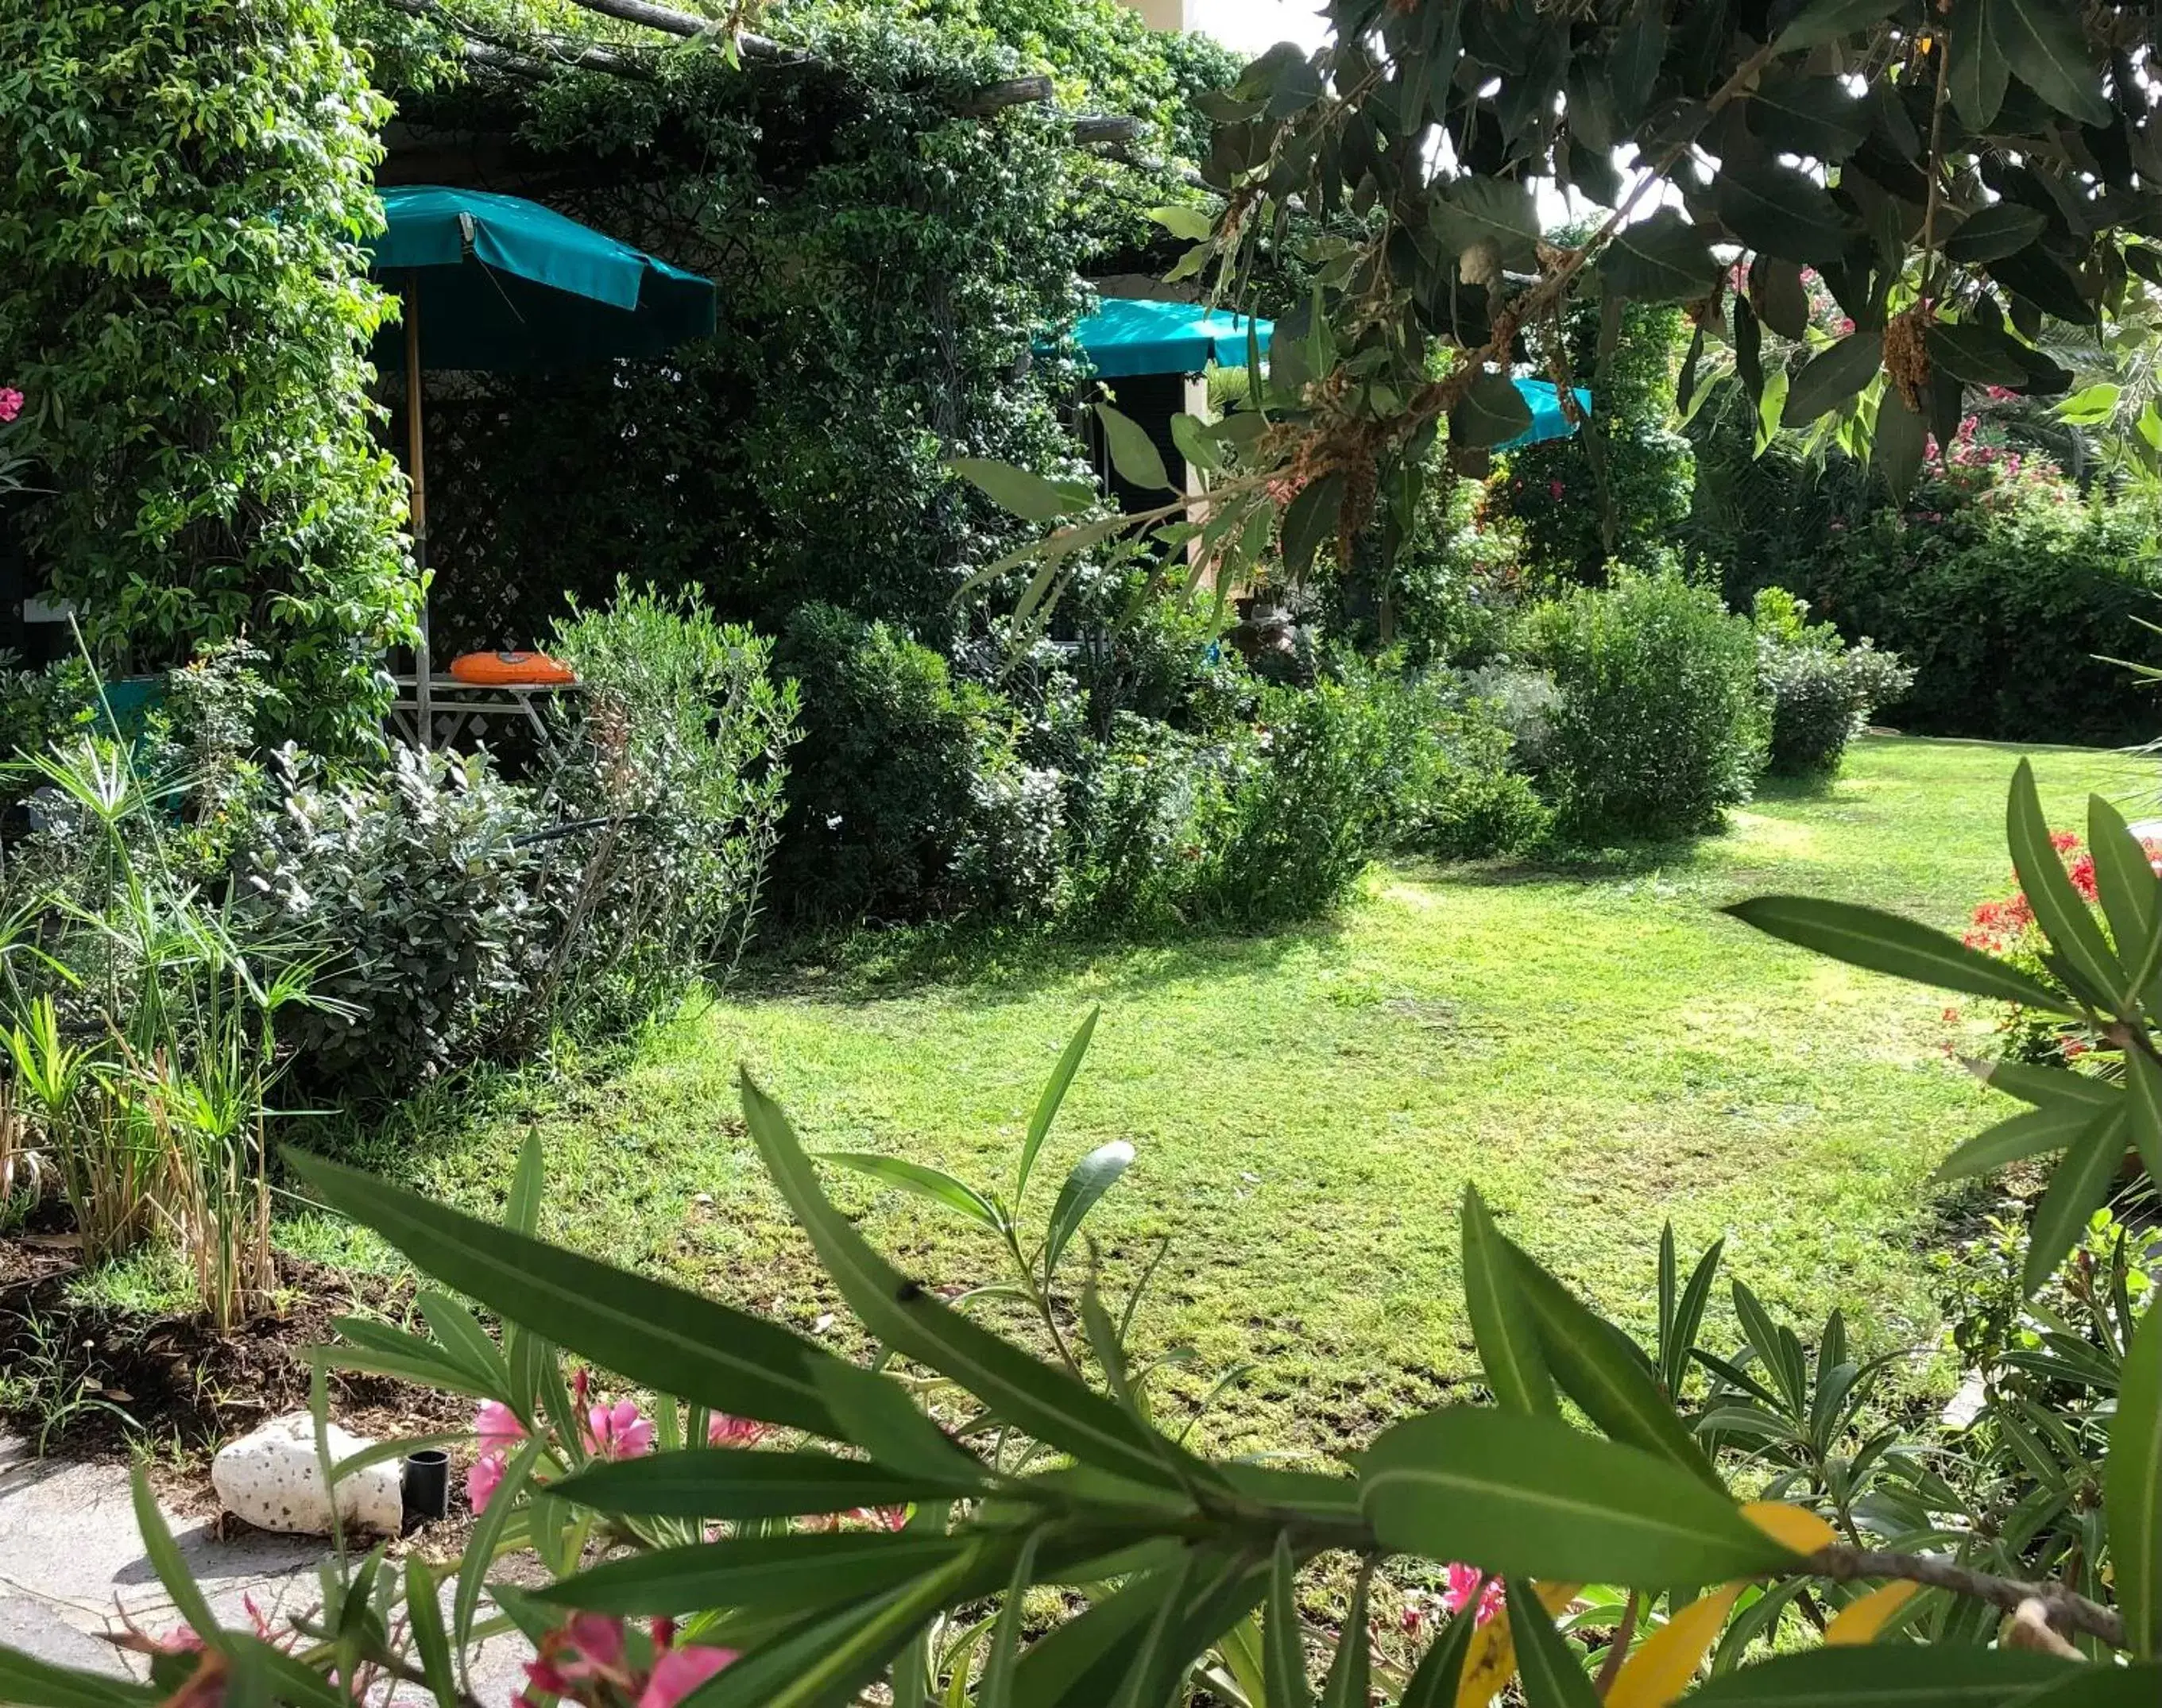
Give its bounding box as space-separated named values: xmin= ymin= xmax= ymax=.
xmin=246 ymin=745 xmax=551 ymax=1093
xmin=774 ymin=604 xmax=1053 ymax=923
xmin=0 ymin=0 xmax=415 ymax=753
xmin=1062 ymin=713 xmax=1214 ymax=926
xmin=1390 ymin=690 xmax=1551 ymax=861
xmin=537 ymin=585 xmax=800 ymax=1037
xmin=1751 ymin=589 xmax=1915 ymax=778
xmin=1521 ymin=570 xmax=1769 ymax=840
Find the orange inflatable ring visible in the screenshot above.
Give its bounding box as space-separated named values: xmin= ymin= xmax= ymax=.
xmin=447 ymin=651 xmax=578 ymax=686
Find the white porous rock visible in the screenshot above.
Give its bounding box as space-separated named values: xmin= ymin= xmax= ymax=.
xmin=211 ymin=1412 xmax=403 ymax=1536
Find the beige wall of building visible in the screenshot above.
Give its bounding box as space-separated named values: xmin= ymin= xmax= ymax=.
xmin=1119 ymin=0 xmax=1191 ymax=28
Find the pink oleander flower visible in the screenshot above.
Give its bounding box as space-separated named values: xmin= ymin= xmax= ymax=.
xmin=585 ymin=1399 xmax=656 ymax=1460
xmin=638 ymin=1646 xmax=737 ymax=1708
xmin=1548 ymin=477 xmax=1565 ymax=500
xmin=1441 ymin=1563 xmax=1504 ymax=1628
xmin=476 ymin=1399 xmax=526 ymax=1452
xmin=0 ymin=388 xmax=22 ymax=424
xmin=851 ymin=1505 xmax=910 ymax=1532
xmin=707 ymin=1412 xmax=768 ymax=1448
xmin=467 ymin=1450 xmax=506 ymax=1514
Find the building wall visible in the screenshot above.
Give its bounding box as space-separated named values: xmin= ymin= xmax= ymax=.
xmin=1117 ymin=0 xmax=1189 ymax=28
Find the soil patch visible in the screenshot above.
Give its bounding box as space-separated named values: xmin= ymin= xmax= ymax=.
xmin=0 ymin=1246 xmax=466 ymax=1508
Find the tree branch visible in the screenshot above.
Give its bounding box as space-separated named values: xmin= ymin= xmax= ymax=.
xmin=1808 ymin=1545 xmax=2125 ymax=1651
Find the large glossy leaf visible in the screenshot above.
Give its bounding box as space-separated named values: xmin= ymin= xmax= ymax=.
xmin=1504 ymin=1580 xmax=1599 ymax=1708
xmin=1452 ymin=373 xmax=1535 ymax=450
xmin=1094 ymin=405 xmax=1172 ymax=493
xmin=552 ymin=1447 xmax=984 ymax=1520
xmin=1016 ymin=1007 xmax=1098 ymax=1211
xmin=1435 ymin=180 xmax=1540 ymax=270
xmin=2089 ymin=797 xmax=2161 ymax=988
xmin=1359 ymin=1409 xmax=1797 ymax=1586
xmin=1947 ymin=0 xmax=2009 ymax=130
xmin=818 ymin=1153 xmax=1006 ymax=1235
xmin=1924 ymin=321 xmax=2031 ymax=387
xmin=1943 ymin=203 xmax=2048 ymax=263
xmin=1780 ymin=331 xmax=1885 ymax=427
xmin=950 ymin=458 xmax=1086 ymax=524
xmin=288 ymin=1150 xmax=858 ymax=1439
xmin=1684 ymin=1645 xmax=2079 ymax=1705
xmin=1744 ymin=72 xmax=1869 ymax=161
xmin=1280 ymin=473 xmax=1344 ymax=582
xmin=1599 ymin=211 xmax=1719 ymax=304
xmin=1992 ymin=0 xmax=2111 ymax=125
xmin=1504 ymin=1235 xmax=1719 ymax=1483
xmin=1986 ymin=246 xmax=2098 ymax=326
xmin=1461 ymin=1187 xmax=1556 ymax=1416
xmin=1874 ymin=387 xmax=1925 ymax=501
xmin=1722 ymin=896 xmax=2076 ymax=1012
xmin=1771 ymin=0 xmax=1903 ymax=54
xmin=739 ymin=1075 xmax=1198 ymax=1493
xmin=2108 ymin=1301 xmax=2162 ymax=1656
xmin=1750 ymin=257 xmax=1811 ymax=340
xmin=2008 ymin=764 xmax=2123 ymax=1010
xmin=1712 ymin=161 xmax=1854 ymax=265
xmin=2021 ymin=1105 xmax=2129 ymax=1296
xmin=1043 ymin=1141 xmax=1136 ymax=1277
xmin=1264 ymin=1532 xmax=1312 ymax=1708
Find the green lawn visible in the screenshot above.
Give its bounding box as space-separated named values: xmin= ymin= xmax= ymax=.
xmin=297 ymin=736 xmax=2152 ymax=1458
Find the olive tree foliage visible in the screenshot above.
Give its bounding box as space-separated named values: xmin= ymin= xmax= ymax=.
xmin=0 ymin=0 xmax=417 ymax=755
xmin=963 ymin=0 xmax=2162 ymax=616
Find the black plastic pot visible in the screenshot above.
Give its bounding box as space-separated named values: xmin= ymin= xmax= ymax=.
xmin=402 ymin=1448 xmax=451 ymax=1523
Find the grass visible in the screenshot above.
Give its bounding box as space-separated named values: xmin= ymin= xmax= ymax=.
xmin=276 ymin=735 xmax=2149 ymax=1459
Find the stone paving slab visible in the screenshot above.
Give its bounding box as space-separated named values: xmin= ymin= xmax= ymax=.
xmin=0 ymin=1439 xmax=529 ymax=1701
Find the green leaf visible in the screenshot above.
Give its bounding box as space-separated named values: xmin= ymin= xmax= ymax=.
xmin=1044 ymin=1141 xmax=1136 ymax=1277
xmin=2127 ymin=1050 xmax=2162 ymax=1184
xmin=1744 ymin=72 xmax=1869 ymax=161
xmin=1461 ymin=1186 xmax=1557 ymax=1415
xmin=1359 ymin=1409 xmax=1797 ymax=1586
xmin=1017 ymin=1007 xmax=1099 ymax=1211
xmin=1665 ymin=1236 xmax=1726 ymax=1399
xmin=1978 ymin=1058 xmax=2121 ymax=1110
xmin=456 ymin=1436 xmax=544 ymax=1681
xmin=506 ymin=1130 xmax=544 ymax=1236
xmin=1095 ymin=405 xmax=1173 ymax=493
xmin=1943 ymin=203 xmax=2048 ymax=264
xmin=1771 ymin=0 xmax=1902 ymax=55
xmin=1506 ymin=1234 xmax=1727 ymax=1485
xmin=1781 ymin=331 xmax=1885 ymax=427
xmin=1280 ymin=473 xmax=1344 ymax=582
xmin=1948 ymin=0 xmax=2010 ymax=131
xmin=288 ymin=1150 xmax=861 ymax=1439
xmin=131 ymin=1466 xmax=221 ymax=1652
xmin=1711 ymin=160 xmax=1855 ymax=266
xmin=1873 ymin=385 xmax=1926 ymax=501
xmin=1722 ymin=895 xmax=2078 ymax=1013
xmin=1108 ymin=1550 xmax=1197 ymax=1708
xmin=1986 ymin=246 xmax=2098 ymax=326
xmin=404 ymin=1559 xmax=458 ymax=1708
xmin=1751 ymin=257 xmax=1811 ymax=340
xmin=1932 ymin=1103 xmax=2096 ymax=1181
xmin=1610 ymin=6 xmax=1667 ymax=122
xmin=0 ymin=1650 xmax=158 ymax=1708
xmin=1398 ymin=1602 xmax=1480 ymax=1708
xmin=2108 ymin=1303 xmax=2162 ymax=1657
xmin=1436 ymin=180 xmax=1541 ymax=271
xmin=417 ymin=1290 xmax=509 ymax=1390
xmin=1924 ymin=322 xmax=2031 ymax=388
xmin=540 ymin=1530 xmax=980 ymax=1617
xmin=324 ymin=1317 xmax=497 ymax=1400
xmin=1169 ymin=413 xmax=1223 ymax=476
xmin=950 ymin=458 xmax=1086 ymax=524
xmin=1598 ymin=211 xmax=1719 ymax=304
xmin=1318 ymin=1566 xmax=1371 ymax=1708
xmin=2089 ymin=795 xmax=2160 ymax=991
xmin=552 ymin=1447 xmax=983 ymax=1520
xmin=2060 ymin=382 xmax=2124 ymax=427
xmin=1505 ymin=1580 xmax=1600 ymax=1708
xmin=2008 ymin=760 xmax=2124 ymax=1010
xmin=818 ymin=1153 xmax=1006 ymax=1235
xmin=1010 ymin=1563 xmax=1188 ymax=1708
xmin=2021 ymin=1104 xmax=2128 ymax=1296
xmin=1452 ymin=373 xmax=1535 ymax=450
xmin=1685 ymin=1646 xmax=2081 ymax=1705
xmin=1147 ymin=206 xmax=1216 ymax=243
xmin=1990 ymin=0 xmax=2111 ymax=126
xmin=978 ymin=1528 xmax=1042 ymax=1708
xmin=1264 ymin=1532 xmax=1311 ymax=1708
xmin=738 ymin=1074 xmax=1197 ymax=1493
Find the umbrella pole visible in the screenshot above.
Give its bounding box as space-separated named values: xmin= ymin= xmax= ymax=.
xmin=404 ymin=271 xmax=432 ymax=748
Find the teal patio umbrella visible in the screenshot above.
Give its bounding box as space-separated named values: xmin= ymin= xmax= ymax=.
xmin=366 ymin=186 xmax=717 ymax=734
